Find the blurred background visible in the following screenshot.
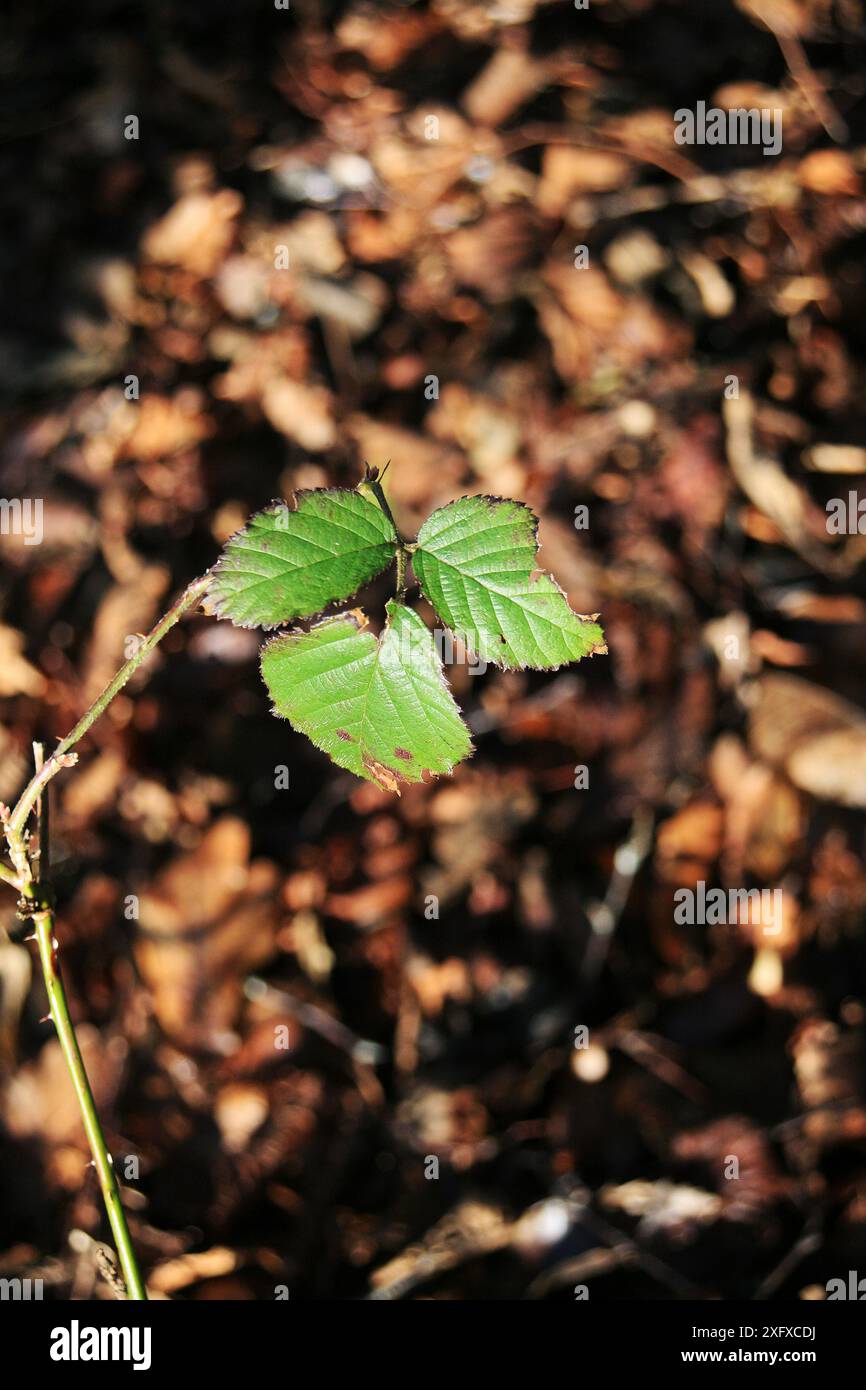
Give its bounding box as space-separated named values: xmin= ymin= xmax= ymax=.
xmin=1 ymin=0 xmax=866 ymax=1300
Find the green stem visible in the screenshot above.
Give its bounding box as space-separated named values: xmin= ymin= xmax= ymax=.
xmin=360 ymin=469 xmax=409 ymax=603
xmin=366 ymin=476 xmax=399 ymax=537
xmin=0 ymin=862 xmax=20 ymax=890
xmin=26 ymin=743 xmax=147 ymax=1299
xmin=395 ymin=544 xmax=408 ymax=603
xmin=9 ymin=574 xmax=211 ymax=837
xmin=1 ymin=577 xmax=211 ymax=1298
xmin=31 ymin=900 xmax=147 ymax=1298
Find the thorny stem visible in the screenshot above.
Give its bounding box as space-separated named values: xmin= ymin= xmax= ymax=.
xmin=9 ymin=574 xmax=211 ymax=838
xmin=0 ymin=862 xmax=20 ymax=890
xmin=0 ymin=577 xmax=211 ymax=1297
xmin=26 ymin=745 xmax=147 ymax=1299
xmin=33 ymin=908 xmax=147 ymax=1298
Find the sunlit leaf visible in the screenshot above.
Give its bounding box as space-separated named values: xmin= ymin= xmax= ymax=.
xmin=261 ymin=601 xmax=472 ymax=790
xmin=204 ymin=489 xmax=398 ymax=629
xmin=413 ymin=494 xmax=606 ymax=668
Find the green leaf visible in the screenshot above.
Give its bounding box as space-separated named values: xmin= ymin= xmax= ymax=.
xmin=261 ymin=600 xmax=472 ymax=790
xmin=204 ymin=489 xmax=398 ymax=629
xmin=413 ymin=494 xmax=606 ymax=669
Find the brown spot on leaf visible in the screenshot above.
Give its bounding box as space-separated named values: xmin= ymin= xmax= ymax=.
xmin=364 ymin=757 xmax=402 ymax=794
xmin=336 ymin=729 xmax=355 ymax=742
xmin=393 ymin=746 xmax=413 ymax=761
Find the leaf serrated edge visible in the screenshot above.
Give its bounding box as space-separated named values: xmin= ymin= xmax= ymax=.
xmin=203 ymin=489 xmax=398 ymax=631
xmin=258 ymin=605 xmax=371 ymax=676
xmin=413 ymin=495 xmax=606 ymax=670
xmin=261 ymin=601 xmax=473 ymax=792
xmin=416 ymin=492 xmax=538 ymax=543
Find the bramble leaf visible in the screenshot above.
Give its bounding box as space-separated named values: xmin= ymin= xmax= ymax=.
xmin=204 ymin=489 xmax=398 ymax=629
xmin=260 ymin=600 xmax=472 ymax=791
xmin=413 ymin=494 xmax=606 ymax=669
